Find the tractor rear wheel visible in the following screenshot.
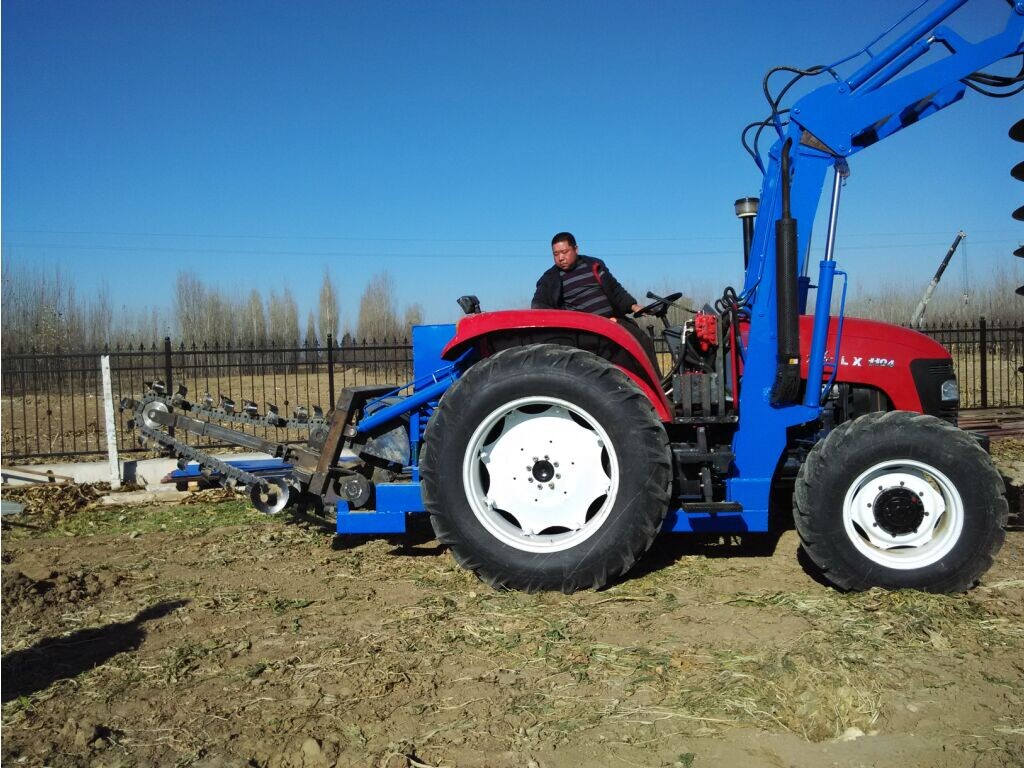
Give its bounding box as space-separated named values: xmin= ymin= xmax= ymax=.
xmin=794 ymin=411 xmax=1007 ymax=592
xmin=420 ymin=344 xmax=672 ymax=593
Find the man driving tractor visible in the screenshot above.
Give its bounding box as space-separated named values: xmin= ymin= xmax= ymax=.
xmin=532 ymin=231 xmax=659 ymax=368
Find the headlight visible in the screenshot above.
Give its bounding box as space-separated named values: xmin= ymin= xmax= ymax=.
xmin=940 ymin=378 xmax=959 ymax=402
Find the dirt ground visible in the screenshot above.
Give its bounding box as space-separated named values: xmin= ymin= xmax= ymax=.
xmin=2 ymin=443 xmax=1023 ymax=768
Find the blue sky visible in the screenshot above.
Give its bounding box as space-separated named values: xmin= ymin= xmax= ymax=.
xmin=3 ymin=0 xmax=1022 ymax=331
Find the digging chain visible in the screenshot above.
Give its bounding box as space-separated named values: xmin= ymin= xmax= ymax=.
xmin=123 ymin=397 xmax=264 ymax=487
xmin=125 ymin=394 xmax=311 ymax=504
xmin=133 ymin=418 xmax=266 ymax=493
xmin=139 ymin=393 xmax=327 ymax=431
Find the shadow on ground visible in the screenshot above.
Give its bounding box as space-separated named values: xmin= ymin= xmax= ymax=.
xmin=614 ymin=529 xmax=788 ymax=587
xmin=1 ymin=599 xmax=188 ymax=703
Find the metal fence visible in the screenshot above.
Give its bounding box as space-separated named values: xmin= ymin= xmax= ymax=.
xmin=1 ymin=319 xmax=1020 ymax=461
xmin=1 ymin=335 xmax=412 ymax=460
xmin=916 ymin=318 xmax=1022 ymax=410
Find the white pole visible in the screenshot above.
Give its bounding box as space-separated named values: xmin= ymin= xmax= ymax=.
xmin=100 ymin=355 xmax=122 ymax=490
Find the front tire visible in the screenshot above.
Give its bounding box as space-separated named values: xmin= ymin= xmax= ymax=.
xmin=420 ymin=344 xmax=672 ymax=593
xmin=794 ymin=411 xmax=1007 ymax=592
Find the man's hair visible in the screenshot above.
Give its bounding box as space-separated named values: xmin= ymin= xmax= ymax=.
xmin=551 ymin=232 xmax=577 ymax=248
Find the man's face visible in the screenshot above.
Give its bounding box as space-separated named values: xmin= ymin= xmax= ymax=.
xmin=552 ymin=241 xmax=579 ymax=271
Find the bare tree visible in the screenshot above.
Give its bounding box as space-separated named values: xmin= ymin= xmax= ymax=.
xmin=305 ymin=311 xmax=317 ymax=345
xmin=85 ymin=282 xmax=114 ymax=349
xmin=356 ymin=271 xmax=401 ymax=341
xmin=242 ymin=290 xmax=267 ymax=346
xmin=268 ymin=287 xmax=300 ymax=345
xmin=318 ymin=268 xmax=340 ymax=342
xmin=0 ymin=262 xmax=84 ymax=350
xmin=174 ymin=272 xmax=203 ymax=343
xmin=403 ymin=302 xmax=424 ymax=337
xmin=208 ymin=291 xmax=237 ymax=343
xmin=111 ymin=303 xmax=166 ymax=348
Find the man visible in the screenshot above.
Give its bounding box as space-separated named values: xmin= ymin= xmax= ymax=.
xmin=532 ymin=232 xmax=659 ymax=371
xmin=532 ymin=232 xmax=642 ymax=318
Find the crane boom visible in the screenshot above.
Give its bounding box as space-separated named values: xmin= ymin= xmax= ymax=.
xmin=910 ymin=230 xmax=967 ymax=328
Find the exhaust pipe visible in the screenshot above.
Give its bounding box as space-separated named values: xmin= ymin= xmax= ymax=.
xmin=734 ymin=197 xmax=759 ymax=270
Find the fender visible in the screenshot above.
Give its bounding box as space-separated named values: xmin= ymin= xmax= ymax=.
xmin=797 ymin=316 xmax=952 ymax=411
xmin=442 ymin=309 xmax=673 ymax=421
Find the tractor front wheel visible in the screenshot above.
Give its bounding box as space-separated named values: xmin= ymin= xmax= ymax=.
xmin=794 ymin=411 xmax=1007 ymax=592
xmin=420 ymin=344 xmax=672 ymax=593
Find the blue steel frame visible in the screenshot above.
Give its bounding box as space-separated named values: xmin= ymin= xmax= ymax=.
xmin=337 ymin=1 xmax=1023 ymax=536
xmin=729 ymin=0 xmax=1023 ymax=530
xmin=336 ymin=324 xmax=460 ymax=534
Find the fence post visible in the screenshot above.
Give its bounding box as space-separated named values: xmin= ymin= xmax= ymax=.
xmin=327 ymin=333 xmax=336 ymax=407
xmin=164 ymin=336 xmax=175 ymax=436
xmin=100 ymin=355 xmax=121 ymax=490
xmin=163 ymin=336 xmax=174 ymax=392
xmin=978 ymin=317 xmax=988 ymax=410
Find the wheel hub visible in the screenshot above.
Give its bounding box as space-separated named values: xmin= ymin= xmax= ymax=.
xmin=873 ymin=486 xmax=925 ymax=535
xmin=531 ymin=459 xmax=555 ymax=483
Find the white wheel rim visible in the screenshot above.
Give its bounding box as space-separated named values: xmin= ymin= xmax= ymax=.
xmin=251 ymin=478 xmax=290 ymax=515
xmin=842 ymin=459 xmax=964 ymax=570
xmin=462 ymin=396 xmax=619 ymax=553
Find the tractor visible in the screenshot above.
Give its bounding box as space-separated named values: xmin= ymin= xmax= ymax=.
xmin=125 ymin=0 xmax=1022 ymax=594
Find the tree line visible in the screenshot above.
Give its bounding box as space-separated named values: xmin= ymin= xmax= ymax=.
xmin=0 ymin=264 xmax=424 ymax=351
xmin=1 ymin=258 xmax=1018 ymax=352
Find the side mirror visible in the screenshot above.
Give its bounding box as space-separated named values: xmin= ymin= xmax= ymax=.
xmin=457 ymin=295 xmax=482 ymax=315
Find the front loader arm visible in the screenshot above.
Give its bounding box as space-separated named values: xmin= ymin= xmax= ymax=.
xmin=731 ymin=0 xmax=1023 ymax=518
xmin=794 ymin=1 xmax=1024 ymax=158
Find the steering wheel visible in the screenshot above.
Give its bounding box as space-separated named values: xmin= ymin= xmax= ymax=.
xmin=633 ymin=291 xmax=683 ymax=318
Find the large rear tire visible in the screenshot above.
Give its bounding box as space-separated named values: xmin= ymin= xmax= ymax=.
xmin=794 ymin=411 xmax=1007 ymax=592
xmin=420 ymin=344 xmax=672 ymax=593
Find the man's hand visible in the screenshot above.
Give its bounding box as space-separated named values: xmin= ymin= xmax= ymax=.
xmin=631 ymin=303 xmax=642 ymax=314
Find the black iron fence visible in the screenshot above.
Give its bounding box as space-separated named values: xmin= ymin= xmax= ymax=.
xmin=1 ymin=335 xmax=412 ymax=460
xmin=916 ymin=318 xmax=1022 ymax=410
xmin=1 ymin=319 xmax=1020 ymax=461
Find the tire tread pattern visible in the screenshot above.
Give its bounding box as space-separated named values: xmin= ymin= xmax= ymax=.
xmin=420 ymin=344 xmax=671 ymax=593
xmin=794 ymin=410 xmax=1007 ymax=593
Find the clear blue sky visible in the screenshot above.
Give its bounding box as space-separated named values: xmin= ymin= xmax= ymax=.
xmin=3 ymin=0 xmax=1022 ymax=332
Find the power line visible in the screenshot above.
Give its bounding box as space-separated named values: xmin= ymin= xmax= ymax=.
xmin=3 ymin=227 xmax=1021 ymax=243
xmin=0 ymin=239 xmax=1014 ymax=259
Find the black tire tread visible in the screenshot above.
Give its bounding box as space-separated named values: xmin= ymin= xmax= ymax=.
xmin=794 ymin=410 xmax=1007 ymax=592
xmin=420 ymin=344 xmax=671 ymax=593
